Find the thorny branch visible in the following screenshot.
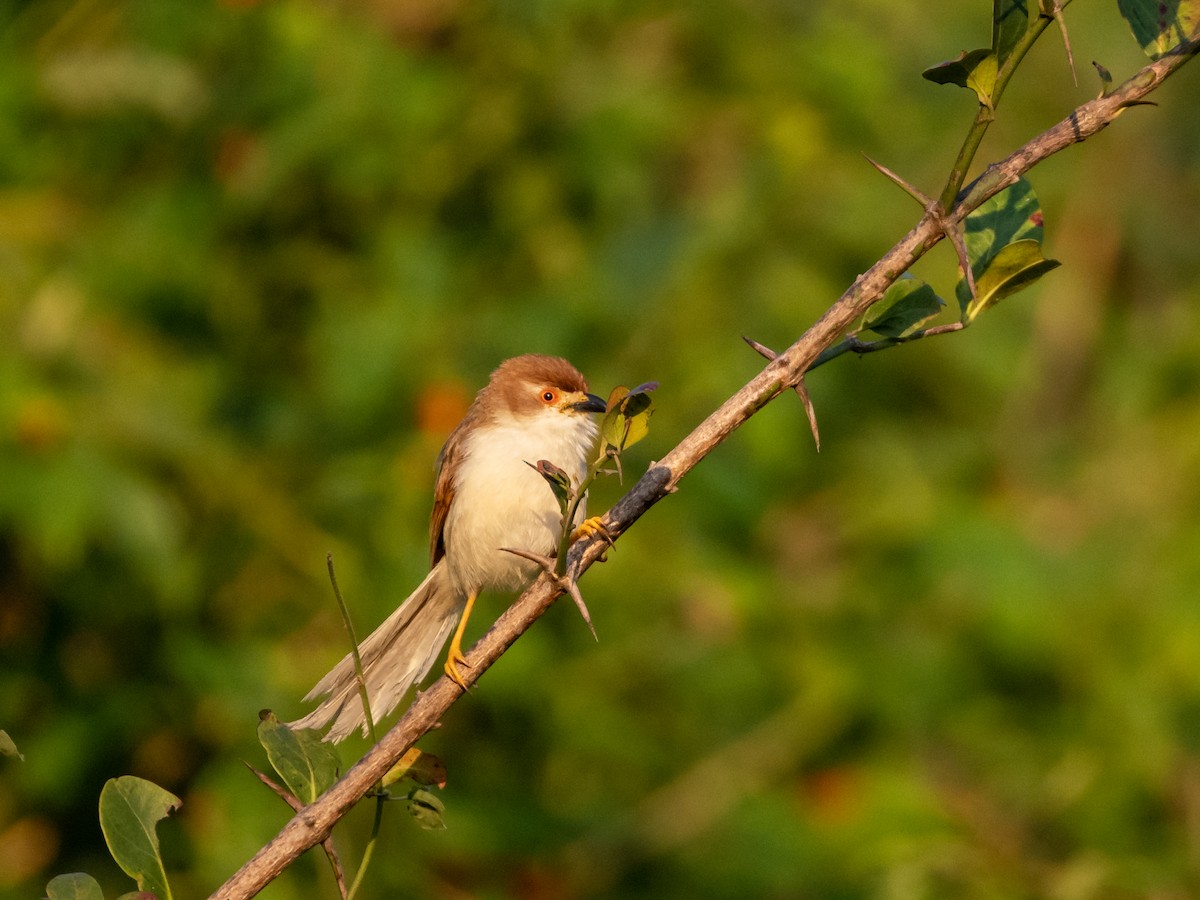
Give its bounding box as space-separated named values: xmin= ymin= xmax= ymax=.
xmin=214 ymin=35 xmax=1199 ymax=900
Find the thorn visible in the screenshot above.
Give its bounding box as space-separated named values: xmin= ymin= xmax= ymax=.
xmin=1044 ymin=0 xmax=1077 ymax=86
xmin=564 ymin=579 xmax=598 ymax=641
xmin=861 ymin=155 xmax=981 ymax=305
xmin=501 ymin=547 xmax=598 ymax=639
xmin=501 ymin=547 xmax=557 ymax=575
xmin=244 ymin=762 xmax=299 ymax=809
xmin=948 ymin=225 xmax=978 ymax=305
xmin=863 ymin=155 xmax=934 ymax=206
xmin=743 ymin=335 xmax=779 ymax=361
xmin=795 ymin=378 xmax=821 ymax=452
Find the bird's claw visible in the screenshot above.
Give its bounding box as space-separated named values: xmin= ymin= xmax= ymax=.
xmin=571 ymin=516 xmax=613 ymax=545
xmin=444 ymin=647 xmax=471 ymax=690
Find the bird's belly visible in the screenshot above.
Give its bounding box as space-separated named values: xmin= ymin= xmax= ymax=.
xmin=441 ymin=427 xmax=587 ymax=597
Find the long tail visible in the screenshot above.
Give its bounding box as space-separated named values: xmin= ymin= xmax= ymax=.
xmin=290 ymin=561 xmax=463 ymax=742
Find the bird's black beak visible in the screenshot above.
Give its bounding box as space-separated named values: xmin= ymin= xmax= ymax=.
xmin=574 ymin=393 xmax=607 ymax=414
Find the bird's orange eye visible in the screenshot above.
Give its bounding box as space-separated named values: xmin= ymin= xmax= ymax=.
xmin=540 ymin=389 xmax=558 ymax=404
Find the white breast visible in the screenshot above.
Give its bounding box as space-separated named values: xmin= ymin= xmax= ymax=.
xmin=442 ymin=408 xmax=597 ymax=598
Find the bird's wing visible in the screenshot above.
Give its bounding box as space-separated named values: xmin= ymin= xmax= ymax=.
xmin=429 ymin=421 xmax=464 ymax=566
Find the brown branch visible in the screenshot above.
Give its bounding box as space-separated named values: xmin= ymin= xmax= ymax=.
xmin=212 ymin=36 xmax=1198 ymax=900
xmin=243 ymin=763 xmax=348 ymax=899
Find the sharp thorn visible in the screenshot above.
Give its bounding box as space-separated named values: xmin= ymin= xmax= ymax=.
xmin=566 ymin=581 xmax=599 ymax=641
xmin=795 ymin=378 xmax=821 ymax=453
xmin=743 ymin=335 xmax=779 ymax=361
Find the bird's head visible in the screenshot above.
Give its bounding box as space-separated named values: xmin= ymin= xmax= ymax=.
xmin=487 ymin=354 xmax=606 ymax=423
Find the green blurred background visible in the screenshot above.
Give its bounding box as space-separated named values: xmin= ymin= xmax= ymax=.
xmin=1 ymin=0 xmax=1198 ymax=897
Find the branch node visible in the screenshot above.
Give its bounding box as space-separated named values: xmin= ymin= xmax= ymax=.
xmin=742 ymin=337 xmax=820 ymax=449
xmin=501 ymin=547 xmax=598 ymax=639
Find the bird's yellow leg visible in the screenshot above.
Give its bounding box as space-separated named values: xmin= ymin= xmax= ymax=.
xmin=444 ymin=593 xmax=476 ymax=689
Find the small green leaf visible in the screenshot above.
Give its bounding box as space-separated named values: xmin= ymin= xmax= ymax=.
xmin=922 ymin=49 xmax=998 ymax=108
xmin=993 ymin=0 xmax=1032 ymax=65
xmin=257 ymin=710 xmax=341 ymax=806
xmin=956 ymin=178 xmax=1058 ymax=318
xmin=1118 ymin=0 xmax=1200 ymax=59
xmin=601 ymin=383 xmax=657 ymax=456
xmin=406 ymin=788 xmax=447 ymax=830
xmin=1093 ymin=60 xmax=1115 ymax=94
xmin=45 ymin=873 xmax=106 ymax=900
xmin=527 ymin=459 xmax=572 ymax=512
xmin=862 ymin=278 xmax=946 ymax=338
xmin=960 ymin=176 xmax=1045 ymax=276
xmin=0 ymin=729 xmax=23 ymax=761
xmin=382 ymin=747 xmax=447 ymax=789
xmin=959 ymin=239 xmax=1061 ymax=321
xmin=98 ymin=776 xmax=181 ymax=900
xmin=600 ymin=386 xmax=630 ymax=454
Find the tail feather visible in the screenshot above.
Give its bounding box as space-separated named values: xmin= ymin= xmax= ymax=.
xmin=290 ymin=562 xmax=463 ymax=742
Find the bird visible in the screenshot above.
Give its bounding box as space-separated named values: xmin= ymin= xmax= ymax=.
xmin=291 ymin=354 xmax=607 ymax=742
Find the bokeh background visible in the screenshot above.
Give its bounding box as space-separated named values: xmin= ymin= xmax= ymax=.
xmin=1 ymin=0 xmax=1199 ymax=897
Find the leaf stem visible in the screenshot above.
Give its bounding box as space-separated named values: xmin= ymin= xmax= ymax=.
xmin=347 ymin=794 xmax=385 ymax=900
xmin=938 ymin=7 xmax=1063 ymax=210
xmin=326 ymin=554 xmax=379 ymax=747
xmin=810 ymin=321 xmax=968 ymax=370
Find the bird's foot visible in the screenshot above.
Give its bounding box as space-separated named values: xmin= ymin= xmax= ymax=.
xmin=571 ymin=516 xmax=614 ymax=563
xmin=443 ymin=646 xmax=471 ymax=690
xmin=443 ymin=593 xmax=477 ymax=690
xmin=571 ymin=516 xmax=613 ymax=546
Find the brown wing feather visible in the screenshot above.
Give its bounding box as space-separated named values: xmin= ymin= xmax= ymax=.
xmin=429 ymin=434 xmax=458 ymax=566
xmin=429 ymin=408 xmax=477 ymax=565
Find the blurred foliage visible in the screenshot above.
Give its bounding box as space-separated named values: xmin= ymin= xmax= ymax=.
xmin=0 ymin=0 xmax=1198 ymax=897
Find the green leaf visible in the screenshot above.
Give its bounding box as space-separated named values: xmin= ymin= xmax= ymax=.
xmin=600 ymin=386 xmax=630 ymax=455
xmin=527 ymin=459 xmax=572 ymax=513
xmin=960 ymin=176 xmax=1045 ymax=277
xmin=862 ymin=278 xmax=946 ymax=338
xmin=956 ymin=178 xmax=1058 ymax=319
xmin=45 ymin=873 xmax=106 ymax=900
xmin=922 ymin=49 xmax=998 ymax=108
xmin=600 ymin=383 xmax=657 ymax=456
xmin=382 ymin=747 xmax=447 ymax=789
xmin=257 ymin=710 xmax=341 ymax=806
xmin=98 ymin=776 xmax=181 ymax=900
xmin=1118 ymin=0 xmax=1200 ymax=59
xmin=994 ymin=0 xmax=1032 ymax=65
xmin=0 ymin=729 xmax=23 ymax=761
xmin=959 ymin=239 xmax=1061 ymax=321
xmin=405 ymin=787 xmax=447 ymax=830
